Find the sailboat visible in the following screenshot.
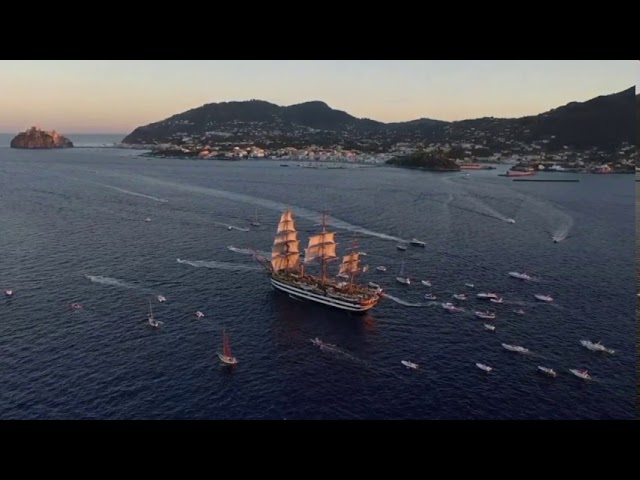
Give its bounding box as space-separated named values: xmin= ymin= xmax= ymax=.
xmin=396 ymin=259 xmax=410 ymax=285
xmin=218 ymin=329 xmax=238 ymax=365
xmin=147 ymin=300 xmax=162 ymax=328
xmin=255 ymin=210 xmax=381 ymax=313
xmin=250 ymin=208 xmax=260 ymax=227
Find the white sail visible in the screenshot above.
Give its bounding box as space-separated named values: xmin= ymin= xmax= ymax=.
xmin=305 ymin=243 xmax=337 ymax=263
xmin=274 ymin=230 xmax=298 ymax=245
xmin=338 ymin=253 xmax=360 ymax=276
xmin=307 ymin=232 xmax=336 ymax=248
xmin=271 ymin=209 xmax=300 ymax=271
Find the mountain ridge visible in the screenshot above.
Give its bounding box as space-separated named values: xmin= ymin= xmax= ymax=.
xmin=122 ymin=87 xmax=636 ymax=151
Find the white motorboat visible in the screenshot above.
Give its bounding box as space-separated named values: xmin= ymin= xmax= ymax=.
xmin=484 ymin=324 xmax=496 ymax=331
xmin=475 ymin=310 xmax=496 ymax=320
xmin=508 ymin=272 xmax=533 ymax=281
xmin=442 ymin=302 xmax=463 ymax=313
xmin=534 ymin=294 xmax=553 ymax=302
xmin=396 ymin=244 xmax=407 ymax=251
xmin=421 ymin=280 xmax=432 ymax=287
xmin=70 ymin=303 xmax=83 ymax=310
xmin=401 ymin=360 xmax=419 ymax=369
xmin=569 ymin=369 xmax=591 ymax=380
xmin=476 ymin=363 xmax=492 ymax=373
xmin=424 ymin=293 xmax=437 ymax=300
xmin=5 ymin=289 xmax=14 ymax=297
xmin=477 ymin=292 xmax=498 ymax=300
xmin=452 ymin=293 xmax=468 ymax=301
xmin=195 ymin=311 xmax=205 ymax=319
xmin=368 ymin=282 xmax=381 ymax=289
xmin=490 ymin=297 xmax=504 ymax=304
xmin=145 ymin=217 xmax=152 ymax=222
xmin=502 ymin=343 xmax=529 ymax=354
xmin=157 ymin=295 xmax=166 ymax=303
xmin=376 ymin=266 xmax=387 ymax=272
xmin=410 ymin=238 xmax=426 ymax=247
xmin=513 ymin=309 xmax=525 ymax=315
xmin=506 ymin=218 xmax=516 ymax=224
xmin=537 ymin=366 xmax=557 ymax=377
xmin=580 ymin=340 xmax=614 ymax=354
xmin=465 ymin=283 xmax=475 ymax=288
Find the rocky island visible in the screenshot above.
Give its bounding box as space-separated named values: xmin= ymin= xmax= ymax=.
xmin=10 ymin=127 xmax=74 ymax=149
xmin=386 ymin=150 xmax=461 ymax=171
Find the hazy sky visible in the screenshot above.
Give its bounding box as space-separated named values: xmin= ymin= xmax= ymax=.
xmin=0 ymin=60 xmax=635 ymax=134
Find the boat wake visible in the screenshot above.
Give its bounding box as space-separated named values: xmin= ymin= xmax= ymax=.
xmin=85 ymin=275 xmax=148 ymax=291
xmin=383 ymin=293 xmax=424 ymax=307
xmin=214 ymin=221 xmax=250 ymax=232
xmin=133 ymin=176 xmax=405 ymax=242
xmin=177 ymin=258 xmax=262 ymax=272
xmin=456 ymin=194 xmax=515 ymax=223
xmin=69 ymin=178 xmax=169 ymax=203
xmin=227 ymin=246 xmax=270 ymax=257
xmin=550 ymin=216 xmax=575 ymax=242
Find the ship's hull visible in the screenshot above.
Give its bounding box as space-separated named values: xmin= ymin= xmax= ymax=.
xmin=270 ymin=275 xmax=377 ymax=313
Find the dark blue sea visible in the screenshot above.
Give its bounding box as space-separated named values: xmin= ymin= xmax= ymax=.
xmin=0 ymin=135 xmax=635 ymax=419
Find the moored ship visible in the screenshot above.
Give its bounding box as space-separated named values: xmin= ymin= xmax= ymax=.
xmin=256 ymin=210 xmax=382 ymax=313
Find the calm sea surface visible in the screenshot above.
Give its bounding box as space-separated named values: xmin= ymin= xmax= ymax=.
xmin=0 ymin=136 xmax=635 ymax=419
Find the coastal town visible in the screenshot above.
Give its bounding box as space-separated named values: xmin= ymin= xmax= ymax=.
xmin=119 ymin=136 xmax=635 ymax=174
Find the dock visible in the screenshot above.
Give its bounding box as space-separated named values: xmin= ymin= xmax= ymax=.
xmin=512 ymin=179 xmax=580 ymax=182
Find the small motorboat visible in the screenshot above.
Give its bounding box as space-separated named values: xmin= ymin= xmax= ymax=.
xmin=452 ymin=293 xmax=468 ymax=301
xmin=376 ymin=266 xmax=387 ymax=272
xmin=218 ymin=329 xmax=238 ymax=365
xmin=537 ymin=366 xmax=557 ymax=377
xmin=506 ymin=218 xmax=516 ymax=224
xmin=476 ymin=363 xmax=492 ymax=373
xmin=228 ymin=226 xmax=233 ymax=231
xmin=508 ymin=272 xmax=533 ymax=281
xmin=70 ymin=303 xmax=83 ymax=310
xmin=490 ymin=297 xmax=504 ymax=304
xmin=442 ymin=302 xmax=463 ymax=313
xmin=465 ymin=283 xmax=475 ymax=288
xmin=569 ymin=369 xmax=592 ymax=381
xmin=513 ymin=309 xmax=525 ymax=315
xmin=145 ymin=217 xmax=152 ymax=222
xmin=502 ymin=343 xmax=529 ymax=354
xmin=477 ymin=292 xmax=498 ymax=300
xmin=195 ymin=311 xmax=205 ymax=319
xmin=5 ymin=289 xmax=14 ymax=297
xmin=157 ymin=295 xmax=166 ymax=303
xmin=484 ymin=324 xmax=496 ymax=331
xmin=475 ymin=310 xmax=496 ymax=320
xmin=401 ymin=360 xmax=419 ymax=369
xmin=421 ymin=280 xmax=432 ymax=287
xmin=424 ymin=293 xmax=437 ymax=300
xmin=580 ymin=340 xmax=614 ymax=354
xmin=396 ymin=244 xmax=407 ymax=251
xmin=410 ymin=238 xmax=426 ymax=247
xmin=368 ymin=282 xmax=381 ymax=289
xmin=534 ymin=294 xmax=553 ymax=302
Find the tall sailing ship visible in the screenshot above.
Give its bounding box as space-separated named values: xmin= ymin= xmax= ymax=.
xmin=256 ymin=209 xmax=382 ymax=313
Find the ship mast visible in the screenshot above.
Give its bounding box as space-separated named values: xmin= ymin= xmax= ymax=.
xmin=304 ymin=210 xmax=337 ymax=285
xmin=271 ymin=210 xmax=301 ymax=273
